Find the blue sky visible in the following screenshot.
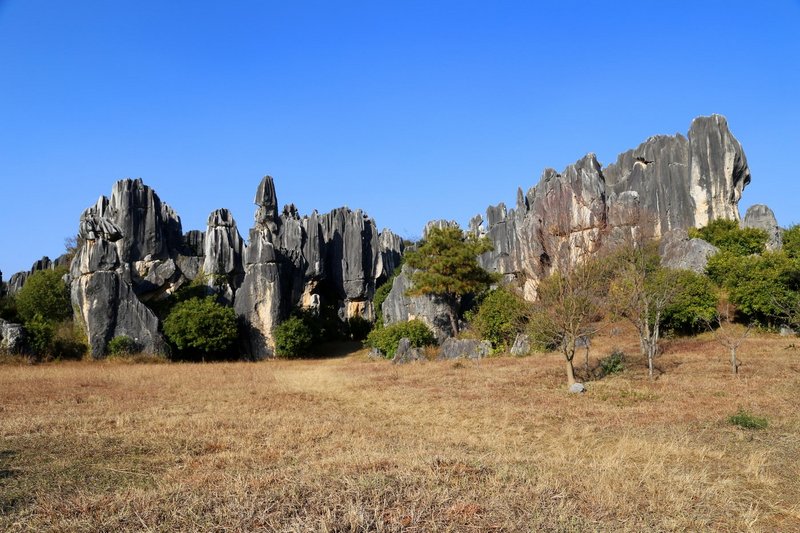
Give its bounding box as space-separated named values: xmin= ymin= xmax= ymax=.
xmin=1 ymin=1 xmax=799 ymax=277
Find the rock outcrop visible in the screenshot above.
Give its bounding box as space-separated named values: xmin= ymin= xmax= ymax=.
xmin=234 ymin=176 xmax=404 ymax=357
xmin=659 ymin=229 xmax=719 ymax=273
xmin=437 ymin=338 xmax=492 ymax=360
xmin=385 ymin=115 xmax=752 ymax=333
xmin=742 ymin=204 xmax=782 ymax=251
xmin=381 ymin=265 xmax=455 ymax=341
xmin=0 ymin=318 xmax=24 ymax=353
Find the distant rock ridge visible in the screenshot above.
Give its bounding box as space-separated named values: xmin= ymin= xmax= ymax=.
xmin=67 ymin=176 xmax=403 ymax=358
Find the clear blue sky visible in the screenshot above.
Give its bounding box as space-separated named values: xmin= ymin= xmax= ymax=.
xmin=1 ymin=1 xmax=799 ymax=277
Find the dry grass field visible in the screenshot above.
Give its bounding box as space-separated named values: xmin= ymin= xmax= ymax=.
xmin=1 ymin=327 xmax=799 ymax=532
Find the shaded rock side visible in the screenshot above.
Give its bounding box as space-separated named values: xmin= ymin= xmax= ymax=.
xmin=659 ymin=229 xmax=719 ymax=273
xmin=0 ymin=318 xmax=24 ymax=353
xmin=391 ymin=337 xmax=425 ymax=364
xmin=234 ymin=231 xmax=282 ymax=359
xmin=70 ymin=239 xmax=165 ymax=358
xmin=437 ymin=338 xmax=492 ymax=360
xmin=203 ymin=208 xmax=245 ymax=303
xmin=742 ymin=204 xmax=782 ymax=251
xmin=381 ymin=266 xmax=454 ymax=342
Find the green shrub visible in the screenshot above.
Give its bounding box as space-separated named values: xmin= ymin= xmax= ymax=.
xmin=162 ymin=297 xmax=238 ymax=358
xmin=346 ymin=316 xmax=372 ymax=341
xmin=365 ymin=319 xmax=436 ymax=358
xmin=467 ymin=286 xmax=528 ymax=351
xmin=662 ymin=270 xmax=718 ymax=334
xmin=727 ymin=409 xmax=768 ymax=430
xmin=15 ymin=268 xmax=72 ymax=324
xmin=689 ymin=219 xmax=767 ymax=256
xmin=599 ymin=349 xmax=625 ymax=376
xmin=274 ymin=315 xmax=316 ymax=358
xmin=782 ymin=224 xmax=800 ymax=259
xmin=0 ymin=295 xmax=19 ymax=322
xmin=24 ymin=314 xmax=55 ymax=356
xmin=106 ymin=335 xmax=140 ymax=357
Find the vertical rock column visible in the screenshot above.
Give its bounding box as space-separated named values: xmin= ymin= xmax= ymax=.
xmin=234 ymin=176 xmax=283 ymax=359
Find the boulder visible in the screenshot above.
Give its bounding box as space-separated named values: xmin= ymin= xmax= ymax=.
xmin=391 ymin=337 xmax=425 ymax=364
xmin=0 ymin=319 xmax=24 ymax=353
xmin=381 ymin=266 xmax=454 ymax=341
xmin=510 ymin=333 xmax=531 ymax=356
xmin=568 ymin=383 xmax=586 ymax=394
xmin=742 ymin=204 xmax=782 ymax=251
xmin=659 ymin=229 xmax=719 ymax=273
xmin=437 ymin=338 xmax=492 ymax=361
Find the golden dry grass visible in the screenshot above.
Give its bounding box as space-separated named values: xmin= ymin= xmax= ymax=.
xmin=1 ymin=327 xmax=799 ymax=532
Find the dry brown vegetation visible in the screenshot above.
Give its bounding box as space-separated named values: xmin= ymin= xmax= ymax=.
xmin=1 ymin=327 xmax=799 ymax=532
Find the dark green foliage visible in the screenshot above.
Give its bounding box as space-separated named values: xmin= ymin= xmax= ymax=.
xmin=727 ymin=409 xmax=768 ymax=430
xmin=162 ymin=297 xmax=238 ymax=358
xmin=0 ymin=295 xmax=19 ymax=322
xmin=106 ymin=335 xmax=140 ymax=357
xmin=599 ymin=349 xmax=625 ymax=376
xmin=274 ymin=315 xmax=316 ymax=358
xmin=782 ymin=224 xmax=800 ymax=259
xmin=346 ymin=316 xmax=372 ymax=341
xmin=707 ymin=251 xmax=800 ymax=325
xmin=50 ymin=321 xmax=87 ymax=360
xmin=468 ymin=286 xmax=528 ymax=351
xmin=404 ymin=226 xmax=497 ymax=334
xmin=365 ymin=319 xmax=436 ymax=358
xmin=689 ymin=218 xmax=767 ymax=256
xmin=24 ymin=315 xmax=55 ymax=356
xmin=15 ymin=269 xmax=72 ymax=324
xmin=662 ymin=270 xmax=718 ymax=334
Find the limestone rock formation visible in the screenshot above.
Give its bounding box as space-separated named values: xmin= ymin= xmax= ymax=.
xmin=381 ymin=266 xmax=455 ymax=341
xmin=385 ymin=115 xmax=753 ymax=334
xmin=0 ymin=318 xmax=24 ymax=353
xmin=437 ymin=338 xmax=492 ymax=360
xmin=742 ymin=204 xmax=782 ymax=251
xmin=474 ymin=114 xmax=750 ymax=296
xmin=659 ymin=229 xmax=719 ymax=273
xmin=391 ymin=337 xmax=425 ymax=364
xmin=203 ymin=208 xmax=245 ymax=303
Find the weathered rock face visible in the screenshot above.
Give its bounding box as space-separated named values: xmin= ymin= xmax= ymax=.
xmin=391 ymin=337 xmax=425 ymax=364
xmin=203 ymin=208 xmax=245 ymax=303
xmin=659 ymin=229 xmax=719 ymax=274
xmin=5 ymin=254 xmax=72 ymax=296
xmin=743 ymin=204 xmax=782 ymax=251
xmin=70 ymin=239 xmax=165 ymax=358
xmin=385 ymin=115 xmax=752 ymax=334
xmin=234 ymin=175 xmax=404 ymax=357
xmin=0 ymin=318 xmax=24 ymax=353
xmin=475 ymin=115 xmax=749 ymax=297
xmin=437 ymin=338 xmax=492 ymax=360
xmin=381 ymin=266 xmax=454 ymax=341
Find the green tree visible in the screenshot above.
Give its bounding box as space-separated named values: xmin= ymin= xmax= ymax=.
xmin=661 ymin=270 xmax=718 ymax=334
xmin=706 ymin=250 xmax=800 ymax=326
xmin=782 ymin=224 xmax=800 ymax=259
xmin=689 ymin=218 xmax=767 ymax=256
xmin=15 ymin=268 xmax=72 ymax=324
xmin=469 ymin=286 xmax=529 ymax=352
xmin=403 ymin=226 xmax=496 ymax=335
xmin=162 ymin=297 xmax=238 ymax=358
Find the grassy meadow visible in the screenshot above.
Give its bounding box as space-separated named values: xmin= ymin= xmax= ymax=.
xmin=1 ymin=327 xmax=799 ymax=532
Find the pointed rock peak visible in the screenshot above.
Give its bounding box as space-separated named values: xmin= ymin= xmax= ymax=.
xmin=254 ymin=175 xmax=279 ymax=230
xmin=208 ymin=208 xmax=237 ymax=228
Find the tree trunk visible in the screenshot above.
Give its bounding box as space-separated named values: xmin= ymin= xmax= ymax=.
xmin=565 ymin=358 xmax=576 ymax=386
xmin=447 ymin=309 xmax=459 ymax=336
xmin=584 ymin=346 xmax=590 ymax=377
xmin=731 ymin=347 xmax=738 ymax=375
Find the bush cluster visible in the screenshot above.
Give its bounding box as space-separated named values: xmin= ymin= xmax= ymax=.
xmin=162 ymin=297 xmax=239 ymax=359
xmin=467 ymin=286 xmax=528 ymax=351
xmin=365 ymin=320 xmax=436 ymax=358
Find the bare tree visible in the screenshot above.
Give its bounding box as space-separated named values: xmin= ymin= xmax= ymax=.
xmin=531 ymin=259 xmax=607 ymax=387
xmin=609 ymin=242 xmax=682 ymax=380
xmin=709 ymin=299 xmax=752 ymax=376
